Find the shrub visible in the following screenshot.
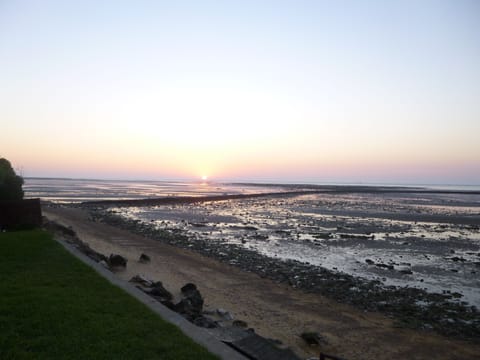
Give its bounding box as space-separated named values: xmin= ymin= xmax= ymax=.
xmin=0 ymin=158 xmax=24 ymax=201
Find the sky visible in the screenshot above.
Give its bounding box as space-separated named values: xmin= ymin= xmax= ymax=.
xmin=1 ymin=0 xmax=479 ymax=184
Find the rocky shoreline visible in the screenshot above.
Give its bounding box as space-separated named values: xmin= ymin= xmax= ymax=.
xmin=76 ymin=205 xmax=480 ymax=342
xmin=44 ymin=217 xmax=304 ymax=359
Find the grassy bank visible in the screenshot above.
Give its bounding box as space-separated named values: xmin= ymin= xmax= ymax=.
xmin=0 ymin=230 xmax=218 ymax=360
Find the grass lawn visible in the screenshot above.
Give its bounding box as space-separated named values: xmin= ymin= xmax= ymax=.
xmin=0 ymin=230 xmax=219 ymax=360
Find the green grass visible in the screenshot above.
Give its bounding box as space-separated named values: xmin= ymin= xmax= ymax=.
xmin=0 ymin=230 xmax=219 ymax=360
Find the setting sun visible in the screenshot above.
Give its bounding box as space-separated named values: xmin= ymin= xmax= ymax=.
xmin=201 ymin=175 xmax=208 ymax=181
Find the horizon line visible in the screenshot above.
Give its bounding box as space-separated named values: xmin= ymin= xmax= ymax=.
xmin=23 ymin=176 xmax=480 ymax=188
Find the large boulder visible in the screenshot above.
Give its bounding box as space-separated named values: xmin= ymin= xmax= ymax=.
xmin=180 ymin=283 xmax=198 ymax=296
xmin=175 ymin=283 xmax=204 ymax=320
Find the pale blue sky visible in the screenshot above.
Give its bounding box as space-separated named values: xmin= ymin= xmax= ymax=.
xmin=1 ymin=1 xmax=479 ymax=184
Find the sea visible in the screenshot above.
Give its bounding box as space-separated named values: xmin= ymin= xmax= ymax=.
xmin=23 ymin=177 xmax=282 ymax=203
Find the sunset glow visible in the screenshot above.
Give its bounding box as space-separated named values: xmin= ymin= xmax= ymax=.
xmin=1 ymin=1 xmax=479 ymax=184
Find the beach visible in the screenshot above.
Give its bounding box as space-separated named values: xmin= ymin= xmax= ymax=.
xmin=43 ymin=199 xmax=480 ymax=360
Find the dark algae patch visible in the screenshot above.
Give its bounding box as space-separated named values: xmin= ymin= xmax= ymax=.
xmin=90 ymin=208 xmax=480 ymax=342
xmin=0 ymin=230 xmax=218 ymax=360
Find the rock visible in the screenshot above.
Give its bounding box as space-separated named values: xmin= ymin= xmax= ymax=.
xmin=159 ymin=299 xmax=176 ymax=310
xmin=376 ymin=263 xmax=394 ymax=270
xmin=79 ymin=244 xmax=107 ymax=263
xmin=108 ymin=254 xmax=127 ymax=268
xmin=60 ymin=225 xmax=76 ymax=237
xmin=129 ymin=274 xmax=153 ymax=287
xmin=314 ymin=232 xmax=331 ymax=239
xmin=193 ymin=316 xmax=218 ymax=328
xmin=365 ymin=259 xmax=375 ymax=265
xmin=175 ymin=283 xmax=204 ymax=320
xmin=139 ymin=253 xmax=151 ymax=263
xmin=233 ymin=320 xmax=248 ymax=328
xmin=191 ymin=222 xmax=208 ymax=227
xmin=181 ymin=283 xmax=198 ymax=296
xmin=217 ymin=308 xmax=234 ymax=320
xmin=300 ymin=331 xmax=322 ymax=345
xmin=148 ymin=281 xmax=173 ymax=301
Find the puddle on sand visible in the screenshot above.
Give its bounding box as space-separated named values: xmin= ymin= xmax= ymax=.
xmin=111 ymin=192 xmax=480 ymax=307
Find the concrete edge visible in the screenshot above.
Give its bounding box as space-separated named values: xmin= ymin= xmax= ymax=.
xmin=55 ymin=236 xmax=247 ymax=360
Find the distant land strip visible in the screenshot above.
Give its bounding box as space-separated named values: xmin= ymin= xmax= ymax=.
xmin=232 ymin=183 xmax=480 ymax=195
xmin=80 ymin=190 xmax=323 ymax=207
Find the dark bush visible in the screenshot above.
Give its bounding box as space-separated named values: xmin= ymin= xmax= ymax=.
xmin=0 ymin=158 xmax=24 ymax=201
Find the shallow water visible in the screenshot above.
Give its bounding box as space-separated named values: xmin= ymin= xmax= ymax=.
xmin=110 ymin=192 xmax=480 ymax=307
xmin=24 ymin=178 xmax=282 ymax=202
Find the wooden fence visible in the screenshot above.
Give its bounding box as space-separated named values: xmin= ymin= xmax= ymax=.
xmin=0 ymin=198 xmax=42 ymax=230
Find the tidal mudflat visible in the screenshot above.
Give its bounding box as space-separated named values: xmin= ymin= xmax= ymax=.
xmin=85 ymin=190 xmax=480 ymax=340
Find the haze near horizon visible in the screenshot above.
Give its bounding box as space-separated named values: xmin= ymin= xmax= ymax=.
xmin=1 ymin=1 xmax=479 ymax=185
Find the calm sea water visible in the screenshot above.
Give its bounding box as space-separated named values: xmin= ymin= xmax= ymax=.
xmin=24 ymin=177 xmax=480 ymax=203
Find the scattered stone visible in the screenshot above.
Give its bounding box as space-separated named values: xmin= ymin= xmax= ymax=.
xmin=59 ymin=225 xmax=76 ymax=237
xmin=193 ymin=315 xmax=218 ymax=328
xmin=191 ymin=222 xmax=207 ymax=227
xmin=313 ymin=232 xmax=331 ymax=239
xmin=365 ymin=259 xmax=374 ymax=265
xmin=129 ymin=274 xmax=153 ymax=287
xmin=217 ymin=308 xmax=234 ymax=320
xmin=300 ymin=331 xmax=324 ymax=345
xmin=233 ymin=320 xmax=248 ymax=328
xmin=376 ymin=263 xmax=394 ymax=270
xmin=139 ymin=253 xmax=151 ymax=263
xmin=85 ymin=207 xmax=480 ymax=341
xmin=159 ymin=299 xmax=176 ymax=310
xmin=148 ymin=281 xmax=173 ymax=301
xmin=77 ymin=243 xmax=108 ymax=263
xmin=108 ymin=254 xmax=127 ymax=268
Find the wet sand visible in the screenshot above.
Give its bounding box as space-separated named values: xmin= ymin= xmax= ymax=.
xmin=44 ymin=206 xmax=480 ymax=360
